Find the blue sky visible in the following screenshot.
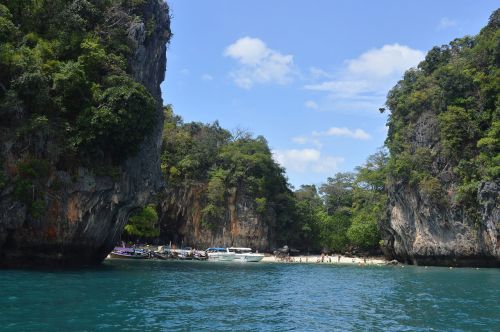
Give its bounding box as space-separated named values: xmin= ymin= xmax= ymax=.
xmin=160 ymin=1 xmax=497 ymax=189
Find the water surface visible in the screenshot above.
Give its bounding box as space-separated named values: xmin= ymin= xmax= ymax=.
xmin=1 ymin=260 xmax=499 ymax=331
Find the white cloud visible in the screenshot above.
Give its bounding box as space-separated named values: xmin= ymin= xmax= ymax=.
xmin=224 ymin=37 xmax=295 ymax=89
xmin=292 ymin=136 xmax=309 ymax=145
xmin=273 ymin=148 xmax=320 ymax=172
xmin=312 ymin=156 xmax=344 ymax=173
xmin=305 ymin=80 xmax=370 ymax=98
xmin=202 ymin=74 xmax=213 ymax=81
xmin=273 ymin=148 xmax=343 ymax=173
xmin=292 ymin=135 xmax=322 ymax=148
xmin=305 ymin=100 xmax=319 ymax=110
xmin=304 ymin=44 xmax=425 ymax=113
xmin=224 ymin=37 xmax=269 ymax=65
xmin=291 ymin=126 xmax=370 ymax=154
xmin=309 ymin=67 xmax=333 ymax=80
xmin=438 ymin=17 xmax=457 ymax=30
xmin=345 ymin=44 xmax=424 ymax=78
xmin=318 ymin=127 xmax=372 ymax=140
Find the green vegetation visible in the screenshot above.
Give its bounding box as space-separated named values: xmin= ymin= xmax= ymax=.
xmin=8 ymin=0 xmax=490 ymax=254
xmin=141 ymin=9 xmax=498 ymax=254
xmin=283 ymin=150 xmax=388 ymax=253
xmin=124 ymin=205 xmax=160 ymax=238
xmin=13 ymin=158 xmax=51 ymax=219
xmin=385 ymin=9 xmax=499 ymax=213
xmin=160 ymin=105 xmax=292 ymax=230
xmin=157 ymin=104 xmax=387 ymax=253
xmin=0 ymin=1 xmax=157 ymax=167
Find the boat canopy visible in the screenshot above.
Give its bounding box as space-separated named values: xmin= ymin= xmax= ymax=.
xmin=206 ymin=247 xmax=227 ymax=251
xmin=113 ymin=247 xmax=134 ymax=252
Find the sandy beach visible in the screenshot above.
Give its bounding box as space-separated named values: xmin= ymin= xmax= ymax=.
xmin=261 ymin=254 xmax=388 ymax=265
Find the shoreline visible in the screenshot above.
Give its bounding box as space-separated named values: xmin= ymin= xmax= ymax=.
xmin=108 ymin=246 xmax=389 ymax=265
xmin=261 ymin=254 xmax=388 ymax=265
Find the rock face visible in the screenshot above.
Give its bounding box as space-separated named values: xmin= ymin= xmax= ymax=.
xmin=381 ymin=112 xmax=500 ymax=267
xmin=158 ymin=185 xmax=274 ymax=251
xmin=0 ymin=1 xmax=171 ymax=267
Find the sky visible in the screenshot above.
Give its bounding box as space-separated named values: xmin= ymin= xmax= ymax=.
xmin=160 ymin=1 xmax=498 ymax=189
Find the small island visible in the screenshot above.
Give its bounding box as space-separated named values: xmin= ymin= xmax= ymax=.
xmin=0 ymin=1 xmax=498 ymax=269
xmin=0 ymin=2 xmax=498 ymax=331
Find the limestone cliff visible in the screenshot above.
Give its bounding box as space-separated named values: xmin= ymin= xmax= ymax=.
xmin=381 ymin=11 xmax=499 ymax=267
xmin=158 ymin=185 xmax=275 ymax=251
xmin=156 ymin=110 xmax=290 ymax=252
xmin=381 ymin=111 xmax=499 ymax=267
xmin=0 ymin=1 xmax=171 ymax=267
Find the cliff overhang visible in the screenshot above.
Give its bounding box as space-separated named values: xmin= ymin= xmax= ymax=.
xmin=0 ymin=0 xmax=171 ymax=267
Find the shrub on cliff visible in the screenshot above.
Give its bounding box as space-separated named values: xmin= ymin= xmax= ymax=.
xmin=75 ymin=75 xmax=156 ymax=163
xmin=0 ymin=1 xmax=157 ymax=168
xmin=385 ymin=9 xmax=499 ymax=209
xmin=160 ymin=105 xmax=293 ymax=234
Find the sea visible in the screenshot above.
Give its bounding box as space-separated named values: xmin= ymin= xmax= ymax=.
xmin=1 ymin=259 xmax=499 ymax=331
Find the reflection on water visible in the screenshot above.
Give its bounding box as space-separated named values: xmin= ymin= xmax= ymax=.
xmin=1 ymin=260 xmax=499 ymax=331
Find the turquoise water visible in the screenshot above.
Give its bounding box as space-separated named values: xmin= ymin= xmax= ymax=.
xmin=1 ymin=260 xmax=499 ymax=331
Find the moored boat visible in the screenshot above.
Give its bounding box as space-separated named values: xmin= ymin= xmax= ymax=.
xmin=109 ymin=247 xmax=149 ymax=259
xmin=153 ymin=246 xmax=207 ymax=260
xmin=206 ymin=248 xmax=236 ymax=261
xmin=227 ymin=247 xmax=264 ymax=262
xmin=193 ymin=250 xmax=208 ymax=260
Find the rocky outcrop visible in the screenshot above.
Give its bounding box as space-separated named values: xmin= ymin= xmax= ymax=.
xmin=381 ymin=112 xmax=500 ymax=267
xmin=383 ymin=181 xmax=499 ymax=267
xmin=0 ymin=1 xmax=171 ymax=267
xmin=158 ymin=185 xmax=274 ymax=251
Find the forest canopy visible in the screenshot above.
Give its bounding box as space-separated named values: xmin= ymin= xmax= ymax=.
xmin=0 ymin=1 xmax=158 ymax=166
xmin=385 ymin=9 xmax=499 ymax=212
xmin=160 ymin=105 xmax=292 ymax=230
xmin=155 ymin=106 xmax=386 ymax=253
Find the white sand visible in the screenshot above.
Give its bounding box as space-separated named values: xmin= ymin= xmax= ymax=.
xmin=261 ymin=254 xmax=387 ymax=265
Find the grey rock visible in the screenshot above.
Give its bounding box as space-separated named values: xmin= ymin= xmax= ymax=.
xmin=157 ymin=185 xmax=274 ymax=252
xmin=381 ymin=113 xmax=499 ymax=267
xmin=0 ymin=0 xmax=171 ymax=267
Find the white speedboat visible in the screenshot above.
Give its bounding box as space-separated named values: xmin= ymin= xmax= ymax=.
xmin=206 ymin=248 xmax=236 ymax=261
xmin=227 ymin=247 xmax=264 ymax=262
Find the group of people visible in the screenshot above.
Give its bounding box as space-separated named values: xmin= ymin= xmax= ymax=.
xmin=274 ymin=253 xmax=344 ymax=263
xmin=315 ymin=253 xmax=341 ymax=263
xmin=274 ymin=252 xmax=369 ymax=265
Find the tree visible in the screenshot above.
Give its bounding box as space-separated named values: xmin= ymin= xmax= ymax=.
xmin=1 ymin=1 xmax=159 ymax=169
xmin=159 ymin=107 xmax=293 ymax=240
xmin=317 ymin=210 xmax=351 ymax=252
xmin=292 ymin=185 xmax=323 ymax=252
xmin=320 ymin=172 xmax=356 ymax=215
xmin=124 ymin=205 xmax=159 ymax=238
xmin=347 ymin=215 xmax=379 ymax=249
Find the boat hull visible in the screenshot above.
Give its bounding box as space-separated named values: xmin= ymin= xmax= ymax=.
xmin=235 ymin=254 xmax=264 ymax=262
xmin=109 ymin=252 xmax=149 ymax=259
xmin=207 ymin=253 xmax=236 ymax=261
